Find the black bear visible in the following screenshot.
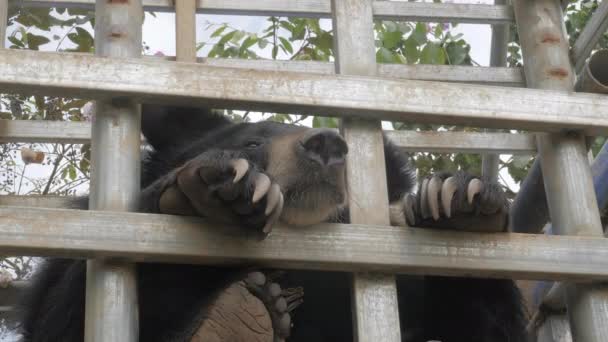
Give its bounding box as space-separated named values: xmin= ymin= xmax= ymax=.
xmin=18 ymin=105 xmax=527 ymax=342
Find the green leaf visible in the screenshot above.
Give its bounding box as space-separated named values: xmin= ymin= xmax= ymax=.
xmin=412 ymin=23 xmax=428 ymax=45
xmin=376 ymin=47 xmax=395 ymax=63
xmin=382 ymin=30 xmax=403 ymax=50
xmin=26 ymin=33 xmax=50 ymax=50
xmin=445 ymin=41 xmax=470 ymax=65
xmin=420 ymin=42 xmax=446 ymax=65
xmin=313 ymin=116 xmax=338 ymax=128
xmin=240 ymin=36 xmax=258 ymax=52
xmin=209 ymin=25 xmax=227 ymax=38
xmin=218 ymin=30 xmax=237 ymax=45
xmin=403 ymin=37 xmax=419 ymax=63
xmin=279 ymin=37 xmax=293 ymax=54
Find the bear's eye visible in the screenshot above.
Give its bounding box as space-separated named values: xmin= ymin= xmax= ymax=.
xmin=245 ymin=141 xmax=261 ymax=149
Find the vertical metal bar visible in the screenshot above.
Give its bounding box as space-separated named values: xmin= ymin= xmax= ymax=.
xmin=0 ymin=0 xmax=7 ymax=49
xmin=482 ymin=0 xmax=510 ymax=181
xmin=175 ymin=0 xmax=197 ymax=62
xmin=85 ymin=1 xmax=143 ymax=341
xmin=332 ymin=1 xmax=401 ymax=341
xmin=512 ymin=1 xmax=608 ymax=342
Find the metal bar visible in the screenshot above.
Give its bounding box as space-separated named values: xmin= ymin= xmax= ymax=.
xmin=332 ymin=0 xmax=400 ymax=341
xmin=0 ymin=120 xmax=90 ymax=143
xmin=1 ymin=50 xmax=608 ymax=134
xmin=175 ymin=0 xmax=196 ymax=63
xmin=372 ymin=1 xmax=514 ymax=24
xmin=572 ymin=1 xmax=608 ymax=75
xmin=386 ymin=131 xmax=536 ymax=154
xmin=84 ymin=1 xmax=143 ymax=341
xmin=512 ymin=2 xmax=608 ymax=342
xmin=0 ymin=120 xmax=538 ymax=153
xmin=17 ymin=0 xmax=515 ymax=23
xmin=0 ymin=194 xmax=83 ymax=208
xmin=0 ymin=0 xmax=7 ymax=49
xmin=482 ymin=0 xmax=511 ymax=182
xmin=2 ymin=206 xmax=608 ymax=281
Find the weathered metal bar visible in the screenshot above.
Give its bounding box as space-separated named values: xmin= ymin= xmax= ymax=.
xmin=332 ymin=0 xmax=401 ymax=341
xmin=0 ymin=0 xmax=7 ymax=49
xmin=2 ymin=206 xmax=608 ymax=281
xmin=17 ymin=0 xmax=515 ymax=23
xmin=482 ymin=0 xmax=511 ymax=182
xmin=2 ymin=50 xmax=608 ymax=134
xmin=372 ymin=1 xmax=513 ymax=24
xmin=175 ymin=0 xmax=196 ymax=63
xmin=84 ymin=1 xmax=143 ymax=341
xmin=0 ymin=120 xmax=537 ymax=153
xmin=572 ymin=0 xmax=608 ymax=75
xmin=512 ymin=2 xmax=608 ymax=342
xmin=0 ymin=119 xmax=90 ymax=143
xmin=0 ymin=195 xmax=82 ymax=208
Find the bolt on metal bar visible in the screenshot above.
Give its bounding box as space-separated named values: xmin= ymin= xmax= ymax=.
xmin=512 ymin=1 xmax=608 ymax=342
xmin=332 ymin=1 xmax=401 ymax=341
xmin=84 ymin=1 xmax=143 ymax=341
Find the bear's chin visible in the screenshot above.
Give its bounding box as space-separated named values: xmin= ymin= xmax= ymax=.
xmin=279 ymin=185 xmax=345 ymax=226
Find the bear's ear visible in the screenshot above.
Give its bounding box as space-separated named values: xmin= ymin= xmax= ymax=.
xmin=141 ymin=104 xmax=233 ymax=151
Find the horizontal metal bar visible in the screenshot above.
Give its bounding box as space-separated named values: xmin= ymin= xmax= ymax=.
xmin=0 ymin=195 xmax=81 ymax=208
xmin=385 ymin=131 xmax=536 ymax=154
xmin=17 ymin=0 xmax=514 ymax=23
xmin=572 ymin=0 xmax=608 ymax=74
xmin=0 ymin=119 xmax=537 ymax=153
xmin=199 ymin=58 xmax=525 ymax=86
xmin=0 ymin=120 xmax=90 ymax=144
xmin=2 ymin=206 xmax=608 ymax=281
xmin=372 ymin=1 xmax=514 ymax=24
xmin=1 ymin=50 xmax=606 ymax=134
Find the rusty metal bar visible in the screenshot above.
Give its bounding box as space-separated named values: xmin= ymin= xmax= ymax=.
xmin=512 ymin=2 xmax=608 ymax=342
xmin=84 ymin=1 xmax=143 ymax=341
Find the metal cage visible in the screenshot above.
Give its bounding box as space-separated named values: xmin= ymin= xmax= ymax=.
xmin=1 ymin=1 xmax=608 ymax=341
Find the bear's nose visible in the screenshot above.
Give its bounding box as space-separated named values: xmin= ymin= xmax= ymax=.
xmin=299 ymin=129 xmax=348 ymax=167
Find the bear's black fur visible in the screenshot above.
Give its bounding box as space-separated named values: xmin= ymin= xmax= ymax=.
xmin=17 ymin=105 xmax=527 ymax=342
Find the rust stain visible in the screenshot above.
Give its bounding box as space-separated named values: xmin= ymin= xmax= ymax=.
xmin=110 ymin=32 xmax=123 ymax=38
xmin=541 ymin=34 xmax=560 ymax=44
xmin=547 ymin=67 xmax=569 ymax=79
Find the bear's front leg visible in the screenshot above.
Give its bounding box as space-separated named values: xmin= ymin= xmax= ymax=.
xmin=140 ymin=149 xmax=283 ymax=234
xmin=398 ymin=171 xmax=509 ymax=232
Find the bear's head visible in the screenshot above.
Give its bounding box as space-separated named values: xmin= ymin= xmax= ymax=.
xmin=141 ymin=105 xmax=351 ymax=226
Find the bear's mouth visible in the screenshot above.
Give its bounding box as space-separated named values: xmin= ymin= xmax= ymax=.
xmin=278 ymin=181 xmax=346 ymax=226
